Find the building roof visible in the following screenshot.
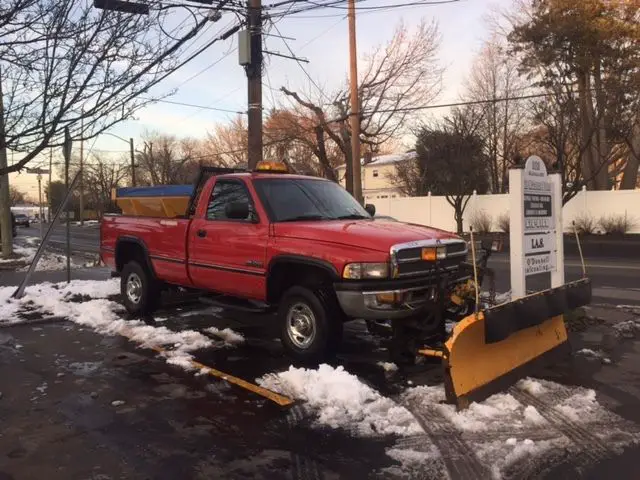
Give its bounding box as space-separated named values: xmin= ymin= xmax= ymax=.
xmin=335 ymin=151 xmax=417 ymax=170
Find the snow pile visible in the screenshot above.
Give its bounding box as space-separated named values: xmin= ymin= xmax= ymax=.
xmin=257 ymin=364 xmax=422 ymax=437
xmin=518 ymin=378 xmax=546 ymax=396
xmin=0 ymin=240 xmax=37 ymax=264
xmin=493 ymin=438 xmax=555 ymax=479
xmin=554 ymin=388 xmax=599 ymax=422
xmin=382 ymin=444 xmax=445 ymax=479
xmin=377 ymin=361 xmax=399 ymax=372
xmin=205 ymin=326 xmax=245 ymax=345
xmin=405 ymin=385 xmax=524 ymax=433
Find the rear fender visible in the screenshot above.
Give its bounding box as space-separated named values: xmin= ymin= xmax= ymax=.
xmin=115 ymin=236 xmax=156 ymax=278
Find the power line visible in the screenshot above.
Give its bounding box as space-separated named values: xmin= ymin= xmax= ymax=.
xmin=269 ymin=21 xmax=330 ymax=102
xmin=361 ymin=89 xmax=590 ymax=114
xmin=305 ymin=0 xmax=459 ymax=10
xmin=145 ymin=97 xmax=246 ymax=114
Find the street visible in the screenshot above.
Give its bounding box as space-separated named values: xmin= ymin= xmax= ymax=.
xmin=489 ymin=253 xmax=640 ymax=306
xmin=19 ymin=223 xmax=99 ymax=256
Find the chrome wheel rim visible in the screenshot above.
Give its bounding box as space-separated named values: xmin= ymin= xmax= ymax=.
xmin=126 ymin=272 xmax=143 ymax=304
xmin=286 ymin=302 xmax=316 ymax=349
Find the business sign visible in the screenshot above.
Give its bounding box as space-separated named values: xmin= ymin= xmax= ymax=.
xmin=509 ymin=155 xmax=564 ymax=298
xmin=522 ymin=156 xmax=556 ymax=276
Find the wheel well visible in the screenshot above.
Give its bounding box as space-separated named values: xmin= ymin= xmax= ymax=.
xmin=115 ymin=240 xmax=153 ymax=275
xmin=267 ymin=261 xmax=336 ymax=305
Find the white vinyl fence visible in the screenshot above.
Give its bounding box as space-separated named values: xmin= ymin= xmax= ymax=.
xmin=371 ymin=187 xmax=640 ymax=234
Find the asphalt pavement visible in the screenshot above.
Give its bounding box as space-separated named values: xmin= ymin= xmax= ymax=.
xmin=2 ymin=294 xmax=640 ymax=479
xmin=19 ymin=223 xmax=99 ymax=255
xmin=488 ymin=253 xmax=640 ymax=306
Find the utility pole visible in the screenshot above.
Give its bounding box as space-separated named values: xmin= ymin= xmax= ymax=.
xmin=79 ymin=114 xmax=84 ymax=226
xmin=129 ymin=137 xmax=136 ymax=186
xmin=246 ymin=0 xmax=263 ymax=169
xmin=0 ymin=67 xmax=12 ymax=258
xmin=63 ymin=127 xmax=72 ymax=283
xmin=48 ymin=148 xmax=52 ymax=222
xmin=348 ymin=0 xmax=362 ymax=204
xmin=37 ymin=173 xmax=43 ymax=239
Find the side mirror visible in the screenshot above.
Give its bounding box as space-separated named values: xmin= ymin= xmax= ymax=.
xmin=365 ymin=203 xmax=376 ymax=217
xmin=225 ymin=201 xmax=249 ymax=220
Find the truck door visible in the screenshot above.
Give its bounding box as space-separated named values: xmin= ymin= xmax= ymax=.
xmin=188 ymin=178 xmax=268 ymax=300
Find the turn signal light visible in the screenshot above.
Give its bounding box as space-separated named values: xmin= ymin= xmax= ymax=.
xmin=421 ymin=246 xmax=446 ymax=261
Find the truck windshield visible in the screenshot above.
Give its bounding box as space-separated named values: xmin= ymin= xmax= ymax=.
xmin=253 ymin=178 xmax=371 ymax=222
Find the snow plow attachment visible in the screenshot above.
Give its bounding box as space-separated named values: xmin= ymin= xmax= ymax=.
xmin=431 ymin=278 xmax=591 ymax=409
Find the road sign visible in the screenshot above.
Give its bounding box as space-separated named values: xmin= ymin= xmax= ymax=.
xmin=26 ymin=168 xmax=50 ymax=175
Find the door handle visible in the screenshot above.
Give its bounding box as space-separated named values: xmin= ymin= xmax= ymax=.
xmin=197 ymin=229 xmax=206 ymax=238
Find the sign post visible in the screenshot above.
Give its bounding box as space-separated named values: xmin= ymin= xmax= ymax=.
xmin=509 ymin=156 xmax=563 ymax=299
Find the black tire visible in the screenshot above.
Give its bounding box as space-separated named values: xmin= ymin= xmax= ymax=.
xmin=120 ymin=261 xmax=160 ymax=315
xmin=278 ymin=286 xmax=342 ymax=363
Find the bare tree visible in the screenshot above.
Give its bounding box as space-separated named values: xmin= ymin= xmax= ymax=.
xmin=0 ymin=0 xmax=212 ymax=176
xmin=135 ymin=133 xmax=201 ymax=186
xmin=464 ymin=36 xmax=528 ymax=193
xmin=9 ymin=185 xmax=26 ymax=206
xmin=264 ymin=108 xmax=343 ymax=179
xmin=83 ymin=154 xmax=130 ymax=218
xmin=199 ymin=116 xmax=249 ymax=168
xmin=280 ymin=20 xmax=442 ymax=194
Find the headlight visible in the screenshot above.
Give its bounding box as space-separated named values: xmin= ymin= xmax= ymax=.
xmin=342 ymin=262 xmax=389 ymax=279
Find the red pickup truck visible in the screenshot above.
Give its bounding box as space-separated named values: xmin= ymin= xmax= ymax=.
xmin=101 ymin=164 xmax=472 ymax=362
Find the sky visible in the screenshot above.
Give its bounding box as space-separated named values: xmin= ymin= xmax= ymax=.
xmin=10 ymin=0 xmax=511 ymax=199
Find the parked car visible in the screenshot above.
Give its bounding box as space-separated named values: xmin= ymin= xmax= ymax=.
xmin=101 ymin=163 xmax=470 ymax=363
xmin=14 ymin=213 xmax=30 ymax=227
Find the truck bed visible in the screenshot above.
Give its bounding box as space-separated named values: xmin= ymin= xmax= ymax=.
xmin=101 ymin=215 xmax=192 ymax=286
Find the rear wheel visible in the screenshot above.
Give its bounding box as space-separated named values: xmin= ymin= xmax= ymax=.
xmin=279 ymin=286 xmax=342 ymax=363
xmin=121 ymin=261 xmax=160 ymax=315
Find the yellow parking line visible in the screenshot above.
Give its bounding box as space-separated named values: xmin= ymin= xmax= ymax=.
xmin=418 ymin=348 xmax=444 ymax=358
xmin=147 ymin=344 xmax=295 ymax=407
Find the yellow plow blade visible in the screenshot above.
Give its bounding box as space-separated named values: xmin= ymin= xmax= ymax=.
xmin=441 ymin=278 xmax=591 ymax=408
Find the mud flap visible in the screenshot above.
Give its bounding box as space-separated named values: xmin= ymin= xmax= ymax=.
xmin=442 ymin=278 xmax=591 ymax=409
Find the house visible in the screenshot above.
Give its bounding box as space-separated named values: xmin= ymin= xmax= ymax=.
xmin=335 ymin=151 xmax=416 ymax=201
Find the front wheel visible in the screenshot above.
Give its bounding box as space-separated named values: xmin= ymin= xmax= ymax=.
xmin=121 ymin=261 xmax=160 ymax=315
xmin=278 ymin=286 xmax=342 ymax=363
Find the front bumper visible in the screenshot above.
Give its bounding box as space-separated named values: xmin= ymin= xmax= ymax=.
xmin=334 ymin=272 xmax=469 ymax=320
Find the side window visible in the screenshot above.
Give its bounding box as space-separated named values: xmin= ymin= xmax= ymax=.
xmin=206 ymin=181 xmax=255 ymax=221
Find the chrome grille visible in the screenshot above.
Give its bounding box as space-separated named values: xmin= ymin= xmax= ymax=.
xmin=391 ymin=239 xmax=468 ymax=278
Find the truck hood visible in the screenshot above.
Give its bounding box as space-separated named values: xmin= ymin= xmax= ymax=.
xmin=273 ymin=219 xmax=461 ymax=253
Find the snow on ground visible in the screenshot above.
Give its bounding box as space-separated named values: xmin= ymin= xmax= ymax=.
xmin=205 ymin=326 xmax=245 ymax=345
xmin=576 ymin=348 xmax=612 ymax=363
xmin=0 ymin=236 xmax=88 ymax=270
xmin=377 ymin=361 xmax=399 ymax=372
xmin=257 ymin=364 xmax=422 ymax=437
xmin=0 ymin=279 xmax=213 ymax=372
